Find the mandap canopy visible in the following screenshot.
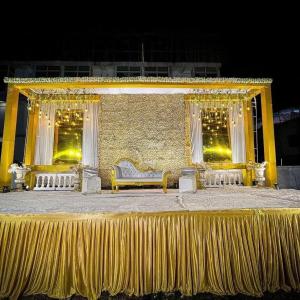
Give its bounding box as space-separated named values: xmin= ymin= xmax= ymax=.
xmin=0 ymin=77 xmax=276 ymax=188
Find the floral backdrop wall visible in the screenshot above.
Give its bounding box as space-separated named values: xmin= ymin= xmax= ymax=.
xmin=98 ymin=94 xmax=186 ymax=187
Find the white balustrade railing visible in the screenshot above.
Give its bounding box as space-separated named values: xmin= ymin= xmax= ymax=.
xmin=204 ymin=169 xmax=243 ymax=187
xmin=33 ymin=173 xmax=75 ymax=191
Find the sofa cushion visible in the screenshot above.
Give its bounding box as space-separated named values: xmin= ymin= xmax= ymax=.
xmin=115 ymin=160 xmax=163 ymax=180
xmin=120 ymin=167 xmax=140 ymax=178
xmin=141 ymin=171 xmax=163 ymax=178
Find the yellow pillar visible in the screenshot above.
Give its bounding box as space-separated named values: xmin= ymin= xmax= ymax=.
xmin=24 ymin=107 xmax=39 ymax=165
xmin=243 ymin=100 xmax=255 ymax=185
xmin=0 ymin=85 xmax=19 ymax=187
xmin=261 ymin=86 xmax=277 ymax=187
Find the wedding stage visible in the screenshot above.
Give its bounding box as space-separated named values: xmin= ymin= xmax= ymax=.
xmin=1 ymin=187 xmax=300 ymax=299
xmin=0 ymin=76 xmax=287 ymax=298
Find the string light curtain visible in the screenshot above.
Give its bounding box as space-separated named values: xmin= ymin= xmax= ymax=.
xmin=34 ymin=101 xmax=100 ymax=166
xmin=82 ymin=103 xmax=99 ymax=167
xmin=190 ymin=103 xmax=203 ymax=163
xmin=229 ymin=103 xmax=246 ymax=163
xmin=34 ymin=103 xmax=56 ymax=165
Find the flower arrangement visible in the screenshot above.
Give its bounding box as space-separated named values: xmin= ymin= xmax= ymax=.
xmin=8 ymin=162 xmax=31 ymax=191
xmin=8 ymin=163 xmax=22 ymax=173
xmin=246 ymin=161 xmax=267 ymax=170
xmin=4 ymin=77 xmax=273 ymax=85
xmin=70 ymin=163 xmax=83 ymax=191
xmin=196 ymin=162 xmax=211 ymax=170
xmin=246 ymin=161 xmax=268 ymax=187
xmin=70 ymin=163 xmax=83 ymax=174
xmin=8 ymin=162 xmax=30 ymax=173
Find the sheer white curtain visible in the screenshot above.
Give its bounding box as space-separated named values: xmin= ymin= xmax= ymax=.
xmin=229 ymin=103 xmax=246 ymax=163
xmin=190 ymin=103 xmax=203 ymax=163
xmin=82 ymin=103 xmax=99 ymax=168
xmin=34 ymin=103 xmax=56 ymax=165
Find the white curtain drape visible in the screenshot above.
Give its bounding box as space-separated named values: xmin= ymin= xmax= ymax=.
xmin=82 ymin=103 xmax=99 ymax=168
xmin=190 ymin=103 xmax=203 ymax=163
xmin=229 ymin=103 xmax=246 ymax=163
xmin=34 ymin=103 xmax=56 ymax=165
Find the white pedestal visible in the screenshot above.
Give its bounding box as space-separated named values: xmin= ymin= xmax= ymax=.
xmin=179 ymin=175 xmax=197 ymax=193
xmin=82 ymin=176 xmax=101 ymax=194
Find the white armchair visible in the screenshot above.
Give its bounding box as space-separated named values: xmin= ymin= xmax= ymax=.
xmin=111 ymin=160 xmax=170 ymax=193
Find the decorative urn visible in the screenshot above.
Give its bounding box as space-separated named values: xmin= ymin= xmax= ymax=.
xmin=246 ymin=161 xmax=267 ymax=187
xmin=254 ymin=162 xmax=267 ymax=187
xmin=8 ymin=163 xmax=31 ymax=191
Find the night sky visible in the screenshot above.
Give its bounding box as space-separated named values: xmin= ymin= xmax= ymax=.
xmin=1 ymin=8 xmax=299 ymax=112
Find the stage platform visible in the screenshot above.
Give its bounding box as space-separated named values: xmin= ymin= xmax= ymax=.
xmin=1 ymin=187 xmax=300 ymax=213
xmin=1 ymin=187 xmax=300 ymax=299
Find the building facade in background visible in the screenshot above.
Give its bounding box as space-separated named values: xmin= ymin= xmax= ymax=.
xmin=0 ymin=60 xmax=221 ymax=163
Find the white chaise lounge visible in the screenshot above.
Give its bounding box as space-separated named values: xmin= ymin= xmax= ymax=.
xmin=111 ymin=160 xmax=170 ymax=193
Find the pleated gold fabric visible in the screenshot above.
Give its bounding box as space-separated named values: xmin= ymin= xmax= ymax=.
xmin=1 ymin=209 xmax=300 ymax=299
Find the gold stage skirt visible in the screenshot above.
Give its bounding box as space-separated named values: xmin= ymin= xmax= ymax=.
xmin=1 ymin=209 xmax=300 ymax=299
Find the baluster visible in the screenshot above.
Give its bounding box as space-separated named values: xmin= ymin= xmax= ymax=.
xmin=238 ymin=172 xmax=242 ymax=185
xmin=45 ymin=176 xmax=49 ymax=188
xmin=56 ymin=175 xmax=60 ymax=189
xmin=60 ymin=176 xmax=63 ymax=188
xmin=54 ymin=175 xmax=58 ymax=189
xmin=63 ymin=175 xmax=67 ymax=188
xmin=51 ymin=175 xmax=55 ymax=189
xmin=207 ymin=173 xmax=211 ymax=186
xmin=35 ymin=175 xmax=39 ymax=188
xmin=41 ymin=176 xmax=45 ymax=188
xmin=50 ymin=175 xmax=54 ymax=188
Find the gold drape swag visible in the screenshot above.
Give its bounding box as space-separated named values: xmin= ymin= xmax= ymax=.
xmin=1 ymin=209 xmax=300 ymax=299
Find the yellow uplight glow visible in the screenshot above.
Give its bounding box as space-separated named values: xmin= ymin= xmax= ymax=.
xmin=53 ymin=149 xmax=82 ymax=160
xmin=203 ymin=146 xmax=232 ymax=156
